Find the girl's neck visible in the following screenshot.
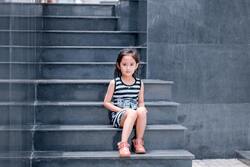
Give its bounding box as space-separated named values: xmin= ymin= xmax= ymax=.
xmin=120 ymin=75 xmax=135 ymax=85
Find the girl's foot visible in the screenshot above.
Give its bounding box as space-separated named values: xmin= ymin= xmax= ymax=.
xmin=132 ymin=138 xmax=146 ymax=154
xmin=117 ymin=141 xmax=131 ymax=157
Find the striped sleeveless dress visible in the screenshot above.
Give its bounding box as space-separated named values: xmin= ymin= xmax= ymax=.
xmin=110 ymin=77 xmax=141 ymax=128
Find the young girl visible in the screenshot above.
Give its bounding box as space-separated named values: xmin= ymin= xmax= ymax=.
xmin=103 ymin=48 xmax=147 ymax=157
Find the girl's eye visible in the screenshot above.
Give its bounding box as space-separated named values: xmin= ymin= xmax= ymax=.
xmin=130 ymin=63 xmax=134 ymax=66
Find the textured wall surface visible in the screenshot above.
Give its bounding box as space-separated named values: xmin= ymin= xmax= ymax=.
xmin=147 ymin=0 xmax=250 ymax=158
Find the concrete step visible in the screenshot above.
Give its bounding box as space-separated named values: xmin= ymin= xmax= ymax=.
xmin=32 ymin=150 xmax=194 ymax=167
xmin=0 ymin=151 xmax=32 ymax=167
xmin=34 ymin=125 xmax=186 ymax=151
xmin=0 ymin=46 xmax=146 ymax=62
xmin=236 ymin=151 xmax=250 ymax=166
xmin=0 ymin=101 xmax=178 ymax=125
xmin=0 ymin=16 xmax=43 ymax=30
xmin=0 ymin=30 xmax=146 ymax=46
xmin=39 ymin=46 xmax=147 ymax=62
xmin=39 ymin=62 xmax=146 ymax=79
xmin=44 ymin=16 xmax=118 ymax=31
xmin=0 ymin=79 xmax=173 ymax=102
xmin=0 ymin=150 xmax=194 ymax=167
xmin=0 ymin=15 xmax=118 ymax=31
xmin=0 ymin=125 xmax=33 ymax=151
xmin=41 ymin=31 xmax=145 ymax=46
xmin=0 ymin=61 xmax=144 ymax=79
xmin=43 ymin=3 xmax=116 ymax=16
xmin=0 ymin=30 xmax=40 ymax=46
xmin=0 ymin=81 xmax=35 ymax=102
xmin=36 ymin=101 xmax=179 ymax=125
xmin=0 ymin=46 xmax=39 ymax=62
xmin=0 ymin=3 xmax=42 ymax=16
xmin=36 ymin=79 xmax=173 ymax=102
xmin=0 ymin=62 xmax=38 ymax=79
xmin=0 ymin=102 xmax=35 ymax=125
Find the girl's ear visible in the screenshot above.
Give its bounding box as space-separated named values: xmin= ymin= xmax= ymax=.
xmin=116 ymin=63 xmax=120 ymax=69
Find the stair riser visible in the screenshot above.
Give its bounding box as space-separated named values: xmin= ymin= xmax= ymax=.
xmin=0 ymin=63 xmax=135 ymax=80
xmin=0 ymin=106 xmax=34 ymax=125
xmin=0 ymin=3 xmax=42 ymax=16
xmin=0 ymin=17 xmax=9 ymax=30
xmin=0 ymin=32 xmax=141 ymax=46
xmin=0 ymin=47 xmax=146 ymax=62
xmin=0 ymin=31 xmax=9 ymax=45
xmin=44 ymin=18 xmax=118 ymax=31
xmin=0 ymin=64 xmax=38 ymax=79
xmin=0 ymin=17 xmax=117 ymax=31
xmin=0 ymin=159 xmax=30 ymax=167
xmin=0 ymin=17 xmax=43 ymax=30
xmin=33 ymin=159 xmax=192 ymax=167
xmin=43 ymin=5 xmax=115 ymax=16
xmin=0 ymin=47 xmax=40 ymax=62
xmin=0 ymin=131 xmax=32 ymax=151
xmin=40 ymin=64 xmax=146 ymax=79
xmin=36 ymin=105 xmax=177 ymax=125
xmin=0 ymin=31 xmax=41 ymax=46
xmin=0 ymin=83 xmax=35 ymax=102
xmin=37 ymin=83 xmax=172 ymax=101
xmin=34 ymin=129 xmax=185 ymax=151
xmin=42 ymin=33 xmax=138 ymax=46
xmin=40 ymin=48 xmax=146 ymax=62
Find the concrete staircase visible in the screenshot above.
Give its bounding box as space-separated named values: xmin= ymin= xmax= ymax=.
xmin=236 ymin=151 xmax=250 ymax=166
xmin=0 ymin=2 xmax=194 ymax=167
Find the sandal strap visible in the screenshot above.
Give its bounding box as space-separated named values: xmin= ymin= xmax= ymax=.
xmin=133 ymin=139 xmax=144 ymax=146
xmin=118 ymin=142 xmax=130 ymax=149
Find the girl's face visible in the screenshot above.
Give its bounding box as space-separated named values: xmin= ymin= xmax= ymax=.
xmin=117 ymin=54 xmax=138 ymax=77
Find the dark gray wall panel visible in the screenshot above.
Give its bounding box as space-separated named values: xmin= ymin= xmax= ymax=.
xmin=148 ymin=44 xmax=250 ymax=103
xmin=148 ymin=0 xmax=250 ymax=44
xmin=147 ymin=0 xmax=250 ymax=158
xmin=178 ymin=103 xmax=250 ymax=158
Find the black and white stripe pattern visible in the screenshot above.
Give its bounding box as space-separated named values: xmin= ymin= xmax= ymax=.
xmin=113 ymin=77 xmax=141 ymax=107
xmin=110 ymin=77 xmax=141 ymax=128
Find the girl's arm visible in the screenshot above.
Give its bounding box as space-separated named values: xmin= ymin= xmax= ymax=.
xmin=138 ymin=81 xmax=145 ymax=107
xmin=103 ymin=80 xmax=123 ymax=112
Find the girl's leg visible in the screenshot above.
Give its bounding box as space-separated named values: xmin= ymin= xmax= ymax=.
xmin=119 ymin=109 xmax=137 ymax=142
xmin=135 ymin=107 xmax=147 ymax=139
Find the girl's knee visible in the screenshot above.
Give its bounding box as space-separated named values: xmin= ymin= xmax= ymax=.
xmin=136 ymin=107 xmax=147 ymax=116
xmin=126 ymin=109 xmax=137 ymax=119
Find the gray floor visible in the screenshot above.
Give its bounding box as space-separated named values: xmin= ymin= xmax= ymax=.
xmin=193 ymin=159 xmax=249 ymax=167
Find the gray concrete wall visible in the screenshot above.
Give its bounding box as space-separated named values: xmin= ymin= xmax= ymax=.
xmin=147 ymin=0 xmax=250 ymax=158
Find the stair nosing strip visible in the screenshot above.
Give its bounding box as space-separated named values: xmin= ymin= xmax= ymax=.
xmin=35 ymin=101 xmax=179 ymax=106
xmin=0 ymin=2 xmax=117 ymax=6
xmin=0 ymin=62 xmax=147 ymax=65
xmin=0 ymin=101 xmax=179 ymax=106
xmin=43 ymin=3 xmax=116 ymax=6
xmin=0 ymin=15 xmax=119 ymax=19
xmin=32 ymin=150 xmax=194 ymax=160
xmin=0 ymin=45 xmax=147 ymax=49
xmin=0 ymin=79 xmax=174 ymax=84
xmin=0 ymin=30 xmax=146 ymax=33
xmin=35 ymin=124 xmax=187 ymax=131
xmin=0 ymin=151 xmax=32 ymax=159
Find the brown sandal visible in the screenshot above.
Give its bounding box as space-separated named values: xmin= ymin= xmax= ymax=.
xmin=132 ymin=138 xmax=146 ymax=154
xmin=117 ymin=141 xmax=131 ymax=157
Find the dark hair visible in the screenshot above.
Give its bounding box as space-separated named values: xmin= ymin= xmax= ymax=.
xmin=114 ymin=48 xmax=140 ymax=78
